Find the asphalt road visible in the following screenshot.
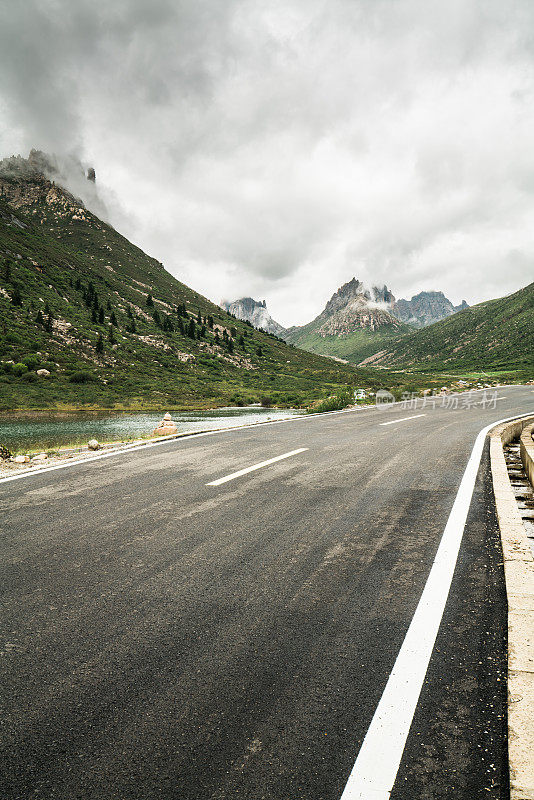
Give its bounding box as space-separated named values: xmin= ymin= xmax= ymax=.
xmin=1 ymin=386 xmax=533 ymax=800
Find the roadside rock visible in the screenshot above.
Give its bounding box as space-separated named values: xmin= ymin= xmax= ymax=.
xmin=88 ymin=439 xmax=100 ymax=451
xmin=153 ymin=412 xmax=178 ymax=436
xmin=12 ymin=455 xmax=30 ymax=464
xmin=32 ymin=452 xmax=48 ymax=462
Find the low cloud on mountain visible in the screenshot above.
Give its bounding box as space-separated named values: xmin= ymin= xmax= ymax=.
xmin=1 ymin=0 xmax=533 ymax=325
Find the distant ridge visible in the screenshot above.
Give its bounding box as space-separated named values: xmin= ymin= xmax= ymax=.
xmin=361 ymin=282 xmax=534 ymax=372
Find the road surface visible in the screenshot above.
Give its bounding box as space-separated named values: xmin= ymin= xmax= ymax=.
xmin=1 ymin=386 xmax=533 ymax=800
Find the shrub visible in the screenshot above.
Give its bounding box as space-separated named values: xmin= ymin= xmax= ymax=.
xmin=22 ymin=371 xmax=38 ymax=382
xmin=307 ymin=390 xmax=353 ymax=414
xmin=69 ymin=371 xmax=97 ymax=384
xmin=12 ymin=362 xmax=28 ymax=377
xmin=5 ymin=333 xmax=22 ymax=345
xmin=23 ymin=354 xmax=40 ymax=370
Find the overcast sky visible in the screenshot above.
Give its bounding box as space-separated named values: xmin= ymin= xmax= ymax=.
xmin=1 ymin=0 xmax=533 ymax=326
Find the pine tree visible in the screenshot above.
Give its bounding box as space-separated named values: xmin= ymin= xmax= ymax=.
xmin=96 ymin=334 xmax=104 ymax=354
xmin=188 ymin=318 xmax=196 ymax=338
xmin=230 ymin=327 xmax=237 ymax=339
xmin=153 ymin=308 xmax=161 ymax=327
xmin=178 ymin=317 xmax=185 ymax=335
xmin=238 ymin=334 xmax=245 ymax=348
xmin=197 ymin=309 xmax=202 ymax=324
xmin=92 ymin=308 xmax=98 ymax=324
xmin=163 ymin=315 xmax=174 ymax=332
xmin=110 ymin=310 xmax=118 ymax=327
xmin=108 ymin=325 xmax=116 ymax=344
xmin=127 ymin=305 xmax=134 ymax=319
xmin=200 ymin=324 xmax=206 ymax=338
xmin=146 ymin=294 xmax=154 ymax=307
xmin=3 ymin=259 xmax=11 ymax=282
xmin=127 ymin=318 xmax=137 ymax=334
xmin=36 ymin=310 xmax=44 ymax=325
xmin=46 ymin=313 xmax=54 ymax=333
xmin=256 ymin=346 xmax=263 ymax=357
xmin=228 ymin=338 xmax=234 ymax=353
xmin=208 ymin=315 xmax=214 ymax=329
xmin=10 ymin=285 xmax=22 ymax=306
xmin=214 ymin=331 xmax=220 ymax=345
xmin=99 ymin=306 xmax=105 ymax=324
xmin=107 ymin=300 xmax=112 ymax=311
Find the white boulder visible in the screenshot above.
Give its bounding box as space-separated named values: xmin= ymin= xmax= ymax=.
xmin=88 ymin=439 xmax=100 ymax=451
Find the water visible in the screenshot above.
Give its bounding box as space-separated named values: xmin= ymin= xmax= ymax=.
xmin=0 ymin=407 xmax=302 ymax=453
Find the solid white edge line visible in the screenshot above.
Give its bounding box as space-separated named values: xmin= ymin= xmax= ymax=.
xmin=206 ymin=448 xmax=308 ymax=486
xmin=379 ymin=414 xmax=426 ymax=426
xmin=339 ymin=412 xmax=532 ymax=800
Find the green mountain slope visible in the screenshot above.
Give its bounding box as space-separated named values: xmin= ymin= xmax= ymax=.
xmin=361 ymin=282 xmax=534 ymax=372
xmin=284 ymin=322 xmax=411 ymax=365
xmin=0 ymin=160 xmax=396 ymax=411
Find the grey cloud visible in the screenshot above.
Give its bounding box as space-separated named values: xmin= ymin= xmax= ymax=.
xmin=1 ymin=0 xmax=534 ymax=326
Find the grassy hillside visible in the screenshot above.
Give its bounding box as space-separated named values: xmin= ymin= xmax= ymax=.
xmin=284 ymin=322 xmax=411 ymax=365
xmin=361 ymin=282 xmax=534 ymax=373
xmin=0 ymin=172 xmax=409 ymax=411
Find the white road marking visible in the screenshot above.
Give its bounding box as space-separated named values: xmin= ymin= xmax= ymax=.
xmin=339 ymin=413 xmax=528 ymax=800
xmin=379 ymin=414 xmax=426 ymax=426
xmin=0 ymin=387 xmax=526 ymax=487
xmin=0 ymin=408 xmax=359 ymax=487
xmin=206 ymin=448 xmax=308 ymax=486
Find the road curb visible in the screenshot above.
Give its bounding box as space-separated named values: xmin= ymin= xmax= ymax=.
xmin=520 ymin=422 xmax=534 ymax=490
xmin=490 ymin=416 xmax=534 ymax=800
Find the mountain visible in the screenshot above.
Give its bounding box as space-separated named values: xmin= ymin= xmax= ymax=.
xmin=219 ymin=297 xmax=285 ymax=336
xmin=0 ymin=151 xmax=390 ymax=412
xmin=283 ymin=278 xmax=411 ymax=364
xmin=361 ymin=282 xmax=534 ymax=372
xmin=392 ymin=291 xmax=469 ymax=328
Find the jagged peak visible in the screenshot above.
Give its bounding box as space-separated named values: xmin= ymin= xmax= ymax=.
xmin=220 ymin=296 xmax=284 ymax=335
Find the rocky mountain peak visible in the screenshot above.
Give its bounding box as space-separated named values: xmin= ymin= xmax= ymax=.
xmin=0 ymin=150 xmax=107 ymax=221
xmin=220 ymin=297 xmax=284 ymax=336
xmin=392 ymin=290 xmax=469 ymax=328
xmin=314 ymin=277 xmax=402 ymax=336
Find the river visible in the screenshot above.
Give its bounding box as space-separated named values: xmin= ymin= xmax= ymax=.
xmin=0 ymin=407 xmax=302 ymax=453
